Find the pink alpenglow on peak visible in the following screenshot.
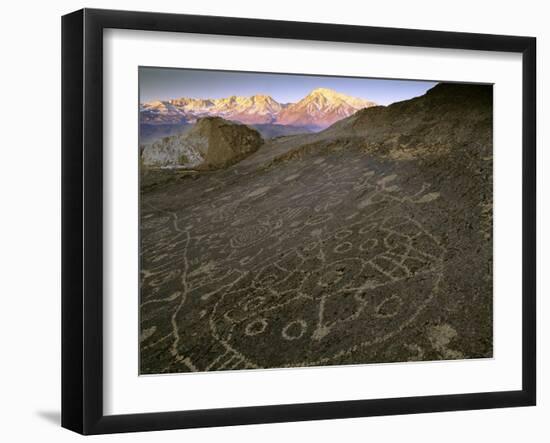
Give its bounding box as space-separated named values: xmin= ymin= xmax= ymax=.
xmin=275 ymin=88 xmax=377 ymax=129
xmin=140 ymin=88 xmax=377 ymax=130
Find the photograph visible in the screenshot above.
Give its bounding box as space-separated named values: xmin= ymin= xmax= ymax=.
xmin=0 ymin=0 xmax=543 ymax=439
xmin=138 ymin=68 xmax=494 ymax=375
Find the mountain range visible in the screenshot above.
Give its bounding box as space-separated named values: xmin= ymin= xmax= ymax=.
xmin=140 ymin=88 xmax=377 ymax=131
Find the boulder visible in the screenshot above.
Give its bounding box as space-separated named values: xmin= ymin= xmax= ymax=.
xmin=142 ymin=117 xmax=263 ymax=170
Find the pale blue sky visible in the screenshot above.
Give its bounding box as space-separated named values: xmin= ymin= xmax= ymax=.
xmin=139 ymin=67 xmax=437 ymax=106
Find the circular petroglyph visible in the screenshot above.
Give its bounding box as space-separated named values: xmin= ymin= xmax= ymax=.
xmin=374 ymin=295 xmax=403 ymax=318
xmin=140 ymin=147 xmax=450 ymax=373
xmin=334 ymin=242 xmax=353 ymax=254
xmin=245 ymin=318 xmax=268 ymax=336
xmin=244 ymin=295 xmax=266 ymax=312
xmin=359 ymin=222 xmax=377 ymax=235
xmin=335 ymin=229 xmax=353 ymax=240
xmin=230 ymin=224 xmax=270 ymax=248
xmin=282 ymin=320 xmax=307 ymax=340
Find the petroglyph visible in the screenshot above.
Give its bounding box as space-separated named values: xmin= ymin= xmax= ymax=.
xmin=140 ymin=143 xmax=491 ymax=374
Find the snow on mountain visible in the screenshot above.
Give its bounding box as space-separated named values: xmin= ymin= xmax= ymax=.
xmin=140 ymin=88 xmax=377 ymax=130
xmin=141 ymin=94 xmax=285 ymax=125
xmin=275 ymin=88 xmax=377 ymax=129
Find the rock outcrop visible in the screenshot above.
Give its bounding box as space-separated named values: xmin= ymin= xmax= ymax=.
xmin=142 ymin=117 xmax=263 ymax=170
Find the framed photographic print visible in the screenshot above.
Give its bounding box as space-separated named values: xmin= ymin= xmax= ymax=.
xmin=61 ymin=8 xmax=536 ymax=435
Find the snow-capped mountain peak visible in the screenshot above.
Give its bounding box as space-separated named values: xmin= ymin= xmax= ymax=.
xmin=275 ymin=88 xmax=377 ymax=128
xmin=140 ymin=89 xmax=377 ymax=130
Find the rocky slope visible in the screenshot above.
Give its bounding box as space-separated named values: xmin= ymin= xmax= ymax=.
xmin=322 ymin=82 xmax=492 ymax=157
xmin=141 ymin=117 xmax=263 ymax=170
xmin=239 ymin=82 xmax=492 ymax=168
xmin=249 ymin=123 xmax=314 ymax=139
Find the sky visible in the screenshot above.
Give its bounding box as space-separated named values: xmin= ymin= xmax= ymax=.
xmin=139 ymin=67 xmax=437 ymax=106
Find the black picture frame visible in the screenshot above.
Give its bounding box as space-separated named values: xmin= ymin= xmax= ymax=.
xmin=61 ymin=8 xmax=536 ymax=435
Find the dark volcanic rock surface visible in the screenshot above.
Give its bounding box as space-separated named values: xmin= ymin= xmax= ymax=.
xmin=139 ymin=83 xmax=493 ymax=374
